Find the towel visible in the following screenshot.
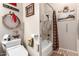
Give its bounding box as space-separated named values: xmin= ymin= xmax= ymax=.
xmin=53 ymin=10 xmax=59 ymax=51
xmin=11 ymin=14 xmax=17 ymax=23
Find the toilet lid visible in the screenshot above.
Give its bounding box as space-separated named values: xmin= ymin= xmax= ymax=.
xmin=7 ymin=45 xmax=28 ymax=56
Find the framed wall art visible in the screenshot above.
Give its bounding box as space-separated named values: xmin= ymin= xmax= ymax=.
xmin=26 ymin=3 xmax=34 ymax=17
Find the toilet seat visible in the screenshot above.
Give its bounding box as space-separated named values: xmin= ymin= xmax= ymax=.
xmin=6 ymin=45 xmax=28 ymax=56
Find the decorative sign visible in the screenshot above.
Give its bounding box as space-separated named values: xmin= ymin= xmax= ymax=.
xmin=9 ymin=3 xmax=17 ymax=6
xmin=26 ymin=3 xmax=34 ymax=17
xmin=3 ymin=4 xmax=19 ymax=12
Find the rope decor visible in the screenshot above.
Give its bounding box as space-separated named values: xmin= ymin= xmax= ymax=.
xmin=2 ymin=12 xmax=21 ymax=29
xmin=53 ymin=10 xmax=59 ymax=51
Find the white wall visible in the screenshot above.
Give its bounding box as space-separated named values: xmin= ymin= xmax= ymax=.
xmin=23 ymin=3 xmax=40 ymax=56
xmin=50 ymin=3 xmax=78 ymax=51
xmin=76 ymin=4 xmax=79 ymax=51
xmin=0 ymin=3 xmax=23 ymax=45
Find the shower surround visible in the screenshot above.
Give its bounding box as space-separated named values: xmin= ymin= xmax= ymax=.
xmin=40 ymin=3 xmax=53 ymax=56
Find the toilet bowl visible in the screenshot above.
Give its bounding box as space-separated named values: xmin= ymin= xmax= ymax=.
xmin=2 ymin=35 xmax=28 ymax=56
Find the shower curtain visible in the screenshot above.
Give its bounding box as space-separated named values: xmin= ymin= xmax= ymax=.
xmin=53 ymin=10 xmax=59 ymax=51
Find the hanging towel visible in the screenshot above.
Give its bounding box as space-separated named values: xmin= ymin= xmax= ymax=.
xmin=11 ymin=14 xmax=17 ymax=23
xmin=53 ymin=10 xmax=59 ymax=51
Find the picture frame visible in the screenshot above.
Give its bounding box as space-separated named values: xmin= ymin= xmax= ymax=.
xmin=26 ymin=3 xmax=34 ymax=17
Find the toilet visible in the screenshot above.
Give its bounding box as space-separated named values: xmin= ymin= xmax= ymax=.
xmin=2 ymin=34 xmax=28 ymax=56
xmin=6 ymin=44 xmax=28 ymax=56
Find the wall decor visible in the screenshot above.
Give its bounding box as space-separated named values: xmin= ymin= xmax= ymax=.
xmin=58 ymin=6 xmax=75 ymax=13
xmin=9 ymin=3 xmax=17 ymax=6
xmin=2 ymin=11 xmax=21 ymax=29
xmin=3 ymin=4 xmax=19 ymax=12
xmin=58 ymin=6 xmax=75 ymax=21
xmin=63 ymin=6 xmax=69 ymax=13
xmin=26 ymin=3 xmax=34 ymax=17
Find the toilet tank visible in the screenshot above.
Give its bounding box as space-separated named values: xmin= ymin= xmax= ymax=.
xmin=2 ymin=39 xmax=21 ymax=48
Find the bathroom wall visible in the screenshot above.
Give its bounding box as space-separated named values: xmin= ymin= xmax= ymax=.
xmin=23 ymin=3 xmax=40 ymax=56
xmin=76 ymin=4 xmax=79 ymax=51
xmin=50 ymin=3 xmax=78 ymax=51
xmin=0 ymin=3 xmax=23 ymax=46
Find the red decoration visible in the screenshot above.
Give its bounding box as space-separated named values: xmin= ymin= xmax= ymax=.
xmin=9 ymin=3 xmax=17 ymax=6
xmin=11 ymin=14 xmax=17 ymax=23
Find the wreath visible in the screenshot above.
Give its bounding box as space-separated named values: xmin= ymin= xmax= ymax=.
xmin=2 ymin=12 xmax=21 ymax=29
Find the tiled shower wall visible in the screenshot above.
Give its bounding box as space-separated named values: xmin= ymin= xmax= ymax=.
xmin=40 ymin=3 xmax=53 ymax=41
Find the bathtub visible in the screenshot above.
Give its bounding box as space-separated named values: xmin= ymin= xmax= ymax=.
xmin=42 ymin=40 xmax=53 ymax=56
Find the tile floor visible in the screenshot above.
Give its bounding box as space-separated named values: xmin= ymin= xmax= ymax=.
xmin=50 ymin=49 xmax=78 ymax=56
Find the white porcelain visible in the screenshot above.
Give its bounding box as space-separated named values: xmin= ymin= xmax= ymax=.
xmin=2 ymin=38 xmax=28 ymax=56
xmin=7 ymin=45 xmax=28 ymax=56
xmin=42 ymin=40 xmax=52 ymax=56
xmin=2 ymin=39 xmax=21 ymax=48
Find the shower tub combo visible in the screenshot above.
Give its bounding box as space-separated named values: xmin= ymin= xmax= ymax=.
xmin=42 ymin=40 xmax=52 ymax=56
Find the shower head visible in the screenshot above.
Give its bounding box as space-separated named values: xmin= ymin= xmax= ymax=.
xmin=46 ymin=15 xmax=49 ymax=19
